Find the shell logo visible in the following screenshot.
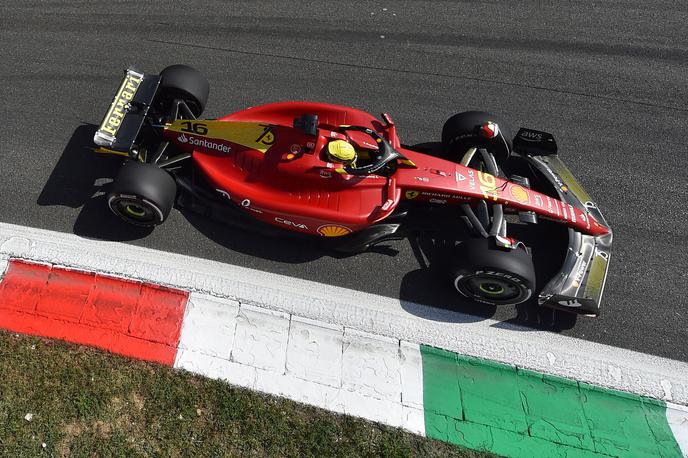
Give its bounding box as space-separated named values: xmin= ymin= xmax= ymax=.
xmin=510 ymin=185 xmax=529 ymax=204
xmin=317 ymin=225 xmax=352 ymax=237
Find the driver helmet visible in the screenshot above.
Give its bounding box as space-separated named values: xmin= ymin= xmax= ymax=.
xmin=327 ymin=140 xmax=357 ymax=167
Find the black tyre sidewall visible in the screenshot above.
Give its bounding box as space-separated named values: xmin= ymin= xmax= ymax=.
xmin=159 ymin=65 xmax=209 ymax=118
xmin=441 ymin=111 xmax=513 ymax=163
xmin=451 ymin=238 xmax=535 ymax=306
xmin=108 ymin=162 xmax=177 ymax=227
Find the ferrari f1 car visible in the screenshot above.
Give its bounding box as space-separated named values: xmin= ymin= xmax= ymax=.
xmin=92 ymin=65 xmax=612 ymax=316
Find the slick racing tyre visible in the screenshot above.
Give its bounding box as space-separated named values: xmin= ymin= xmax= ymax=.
xmin=159 ymin=64 xmax=209 ymax=118
xmin=451 ymin=237 xmax=536 ymax=306
xmin=107 ymin=162 xmax=177 ymax=227
xmin=441 ymin=111 xmax=513 ymax=164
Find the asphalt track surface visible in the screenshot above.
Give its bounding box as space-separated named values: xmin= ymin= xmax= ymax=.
xmin=1 ymin=1 xmax=686 ymax=361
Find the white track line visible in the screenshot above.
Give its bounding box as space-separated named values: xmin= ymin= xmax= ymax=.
xmin=1 ymin=222 xmax=687 ymax=405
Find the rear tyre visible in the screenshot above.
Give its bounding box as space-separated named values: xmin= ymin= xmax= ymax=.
xmin=441 ymin=111 xmax=513 ymax=164
xmin=451 ymin=237 xmax=535 ymax=306
xmin=159 ymin=65 xmax=209 ymax=117
xmin=107 ymin=162 xmax=177 ymax=227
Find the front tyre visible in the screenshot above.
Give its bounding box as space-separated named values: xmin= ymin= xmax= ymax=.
xmin=451 ymin=237 xmax=535 ymax=306
xmin=107 ymin=162 xmax=177 ymax=227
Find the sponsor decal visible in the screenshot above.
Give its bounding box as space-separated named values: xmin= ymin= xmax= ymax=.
xmin=421 ymin=191 xmax=470 ymax=201
xmin=98 ymin=70 xmax=142 ymax=138
xmin=542 ymin=164 xmax=566 ymax=190
xmin=381 ymin=199 xmax=394 ymax=211
xmin=478 ymin=171 xmax=499 ymax=201
xmin=275 ymin=217 xmax=308 ymax=230
xmin=319 ymin=170 xmax=332 ymax=179
xmin=290 ymin=144 xmax=302 ymax=154
xmin=414 ymin=176 xmax=429 ymax=183
xmin=467 ymin=170 xmax=476 ymax=191
xmin=317 ymin=224 xmax=352 ymax=237
xmin=580 ymin=212 xmax=590 ymax=230
xmin=255 ymin=125 xmax=276 ymax=145
xmin=519 ymin=130 xmax=543 ymax=142
xmin=475 ymin=270 xmax=524 ymax=285
xmin=572 ymin=259 xmax=588 ymax=288
xmin=547 ymin=196 xmax=560 ymax=216
xmin=429 ymin=198 xmax=447 ymax=204
xmin=456 ymin=172 xmax=466 ymax=182
xmin=306 ymin=141 xmax=315 ymax=149
xmin=557 ymin=299 xmax=583 ymax=307
xmin=241 ymin=199 xmax=251 ymax=207
xmin=178 ymin=134 xmax=232 ymax=153
xmin=562 ymin=202 xmax=568 ymax=220
xmin=405 ymin=190 xmax=420 ymax=199
xmin=569 ymin=204 xmax=576 ymax=223
xmin=534 ymin=195 xmax=544 ymax=207
xmin=509 ymin=185 xmax=530 ymax=204
xmin=421 ymin=191 xmax=451 ymax=199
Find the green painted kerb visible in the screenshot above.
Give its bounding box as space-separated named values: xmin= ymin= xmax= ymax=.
xmin=420 ymin=345 xmax=683 ymax=457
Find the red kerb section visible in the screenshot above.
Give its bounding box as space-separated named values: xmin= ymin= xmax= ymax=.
xmin=0 ymin=260 xmax=188 ymax=365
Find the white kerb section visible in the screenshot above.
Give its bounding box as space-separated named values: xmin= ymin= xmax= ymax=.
xmin=667 ymin=402 xmax=688 ymax=457
xmin=175 ymin=292 xmax=426 ymax=435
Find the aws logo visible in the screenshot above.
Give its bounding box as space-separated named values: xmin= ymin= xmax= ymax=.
xmin=519 ymin=130 xmax=544 ymax=142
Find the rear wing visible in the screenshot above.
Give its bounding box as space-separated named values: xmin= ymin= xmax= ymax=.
xmin=93 ymin=68 xmax=161 ymax=152
xmin=515 ymin=128 xmax=612 ymax=317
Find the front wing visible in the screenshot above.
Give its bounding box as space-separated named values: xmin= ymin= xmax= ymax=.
xmin=524 ymin=153 xmax=612 ymax=317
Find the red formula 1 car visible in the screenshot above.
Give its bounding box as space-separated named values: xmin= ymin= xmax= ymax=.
xmin=92 ymin=65 xmax=612 ymax=316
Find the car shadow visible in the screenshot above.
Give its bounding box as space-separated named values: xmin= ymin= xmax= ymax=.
xmin=399 ymin=222 xmax=578 ymax=331
xmin=398 ymin=232 xmax=497 ymax=323
xmin=37 ymin=123 xmax=153 ymax=241
xmin=179 ymin=209 xmax=326 ymax=264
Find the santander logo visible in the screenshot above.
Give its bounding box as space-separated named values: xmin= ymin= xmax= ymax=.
xmin=177 ymin=133 xmax=231 ymax=153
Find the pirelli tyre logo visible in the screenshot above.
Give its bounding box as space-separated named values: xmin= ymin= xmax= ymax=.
xmin=94 ymin=69 xmax=143 ymax=146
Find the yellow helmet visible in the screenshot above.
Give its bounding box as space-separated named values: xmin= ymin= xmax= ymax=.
xmin=327 ymin=140 xmax=357 ymax=166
